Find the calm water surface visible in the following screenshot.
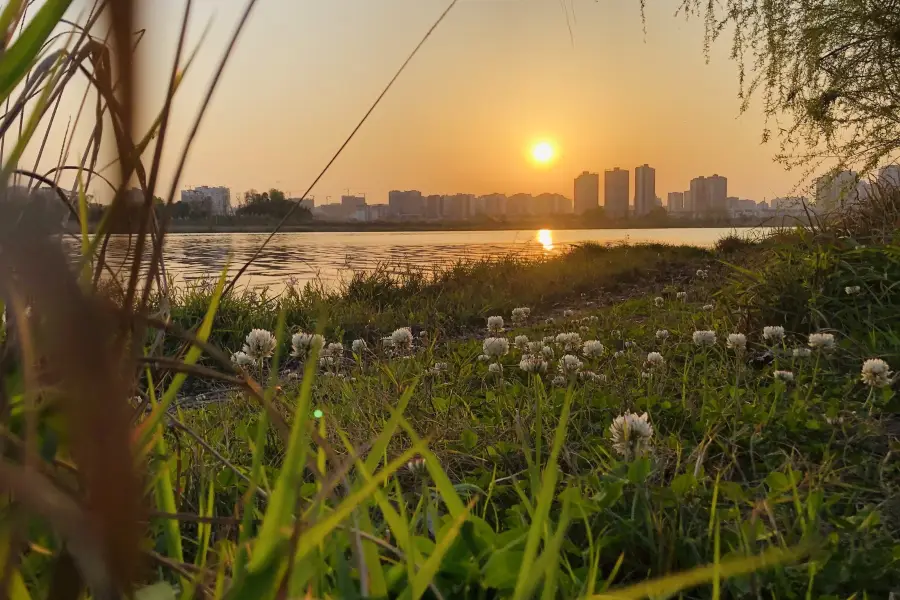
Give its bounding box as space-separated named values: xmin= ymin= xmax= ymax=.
xmin=98 ymin=228 xmax=761 ymax=292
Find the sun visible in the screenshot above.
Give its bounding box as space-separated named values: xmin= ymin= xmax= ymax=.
xmin=531 ymin=141 xmax=555 ymax=164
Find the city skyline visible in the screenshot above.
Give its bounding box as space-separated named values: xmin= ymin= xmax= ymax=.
xmin=21 ymin=0 xmax=811 ymax=208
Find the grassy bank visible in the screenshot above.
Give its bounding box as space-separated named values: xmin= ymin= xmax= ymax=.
xmin=126 ymin=234 xmax=899 ymax=597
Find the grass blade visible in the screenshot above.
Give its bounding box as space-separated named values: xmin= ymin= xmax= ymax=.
xmin=513 ymin=390 xmax=573 ymax=600
xmin=0 ymin=0 xmax=73 ymax=102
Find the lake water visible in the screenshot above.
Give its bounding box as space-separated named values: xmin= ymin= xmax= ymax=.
xmin=96 ymin=227 xmax=761 ymax=292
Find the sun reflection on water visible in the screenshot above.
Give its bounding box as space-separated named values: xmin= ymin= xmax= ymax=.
xmin=537 ymin=229 xmax=554 ymax=251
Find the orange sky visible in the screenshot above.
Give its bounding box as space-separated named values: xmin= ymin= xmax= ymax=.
xmin=27 ymin=0 xmax=810 ymax=205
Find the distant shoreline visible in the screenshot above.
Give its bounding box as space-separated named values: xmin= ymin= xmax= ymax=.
xmin=75 ymin=220 xmax=768 ymax=234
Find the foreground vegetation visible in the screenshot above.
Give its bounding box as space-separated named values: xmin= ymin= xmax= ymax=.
xmin=33 ymin=233 xmax=887 ymax=598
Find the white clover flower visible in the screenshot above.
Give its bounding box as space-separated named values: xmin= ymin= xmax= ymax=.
xmin=391 ymin=327 xmax=414 ymax=349
xmin=381 ymin=336 xmax=394 ymax=348
xmin=563 ymin=309 xmax=575 ymax=318
xmin=418 ymin=330 xmax=428 ymax=339
xmin=558 ymin=354 xmax=583 ymax=375
xmin=656 ymin=329 xmax=670 ymax=341
xmin=487 ymin=315 xmax=505 ymax=333
xmin=654 ymin=296 xmax=664 ymax=307
xmin=351 ymin=339 xmax=367 ymax=353
xmin=624 ymin=340 xmax=636 ymax=349
xmin=551 ymin=375 xmax=567 ymax=387
xmin=428 ymin=362 xmax=449 ymax=375
xmin=613 ymin=350 xmax=625 ymax=359
xmin=514 ymin=335 xmax=530 ymax=350
xmin=580 ymin=370 xmax=607 ymax=383
xmin=483 ymin=337 xmax=510 ymax=358
xmin=477 ymin=354 xmax=490 ymax=362
xmin=609 ymin=412 xmax=654 ymax=460
xmin=702 ymin=304 xmax=714 ymax=312
xmin=692 ymin=330 xmax=717 ymax=347
xmin=696 ymin=269 xmax=709 ymax=279
xmin=511 ymin=307 xmax=531 ymax=324
xmin=582 ymin=340 xmax=605 ymax=358
xmin=583 ymin=315 xmax=599 ymax=323
xmin=612 ymin=329 xmax=622 ymax=338
xmin=319 ymin=355 xmax=337 ymax=368
xmin=231 ymin=351 xmax=253 ymax=367
xmin=541 ymin=346 xmax=554 ymax=358
xmin=519 ymin=355 xmax=548 ymax=373
xmin=861 ymin=358 xmax=892 ymax=388
xmin=542 ymin=336 xmax=556 ymax=345
xmin=488 ymin=362 xmax=503 ymax=374
xmin=407 ymin=457 xmax=427 ymax=475
xmin=676 ymin=291 xmax=687 ymax=301
xmin=244 ymin=329 xmax=277 ymax=360
xmin=556 ymin=332 xmax=583 ymax=352
xmin=579 ymin=325 xmax=589 ymax=333
xmin=726 ymin=333 xmax=747 ymax=351
xmin=808 ymin=332 xmax=835 ymax=350
xmin=845 ymin=286 xmax=861 ymax=295
xmin=762 ymin=326 xmax=785 ymax=343
xmin=324 ymin=342 xmax=344 ymax=357
xmin=773 ymin=370 xmax=794 ymax=382
xmin=544 ymin=317 xmax=555 ymax=325
xmin=291 ymin=332 xmax=325 ymax=358
xmin=527 ymin=341 xmax=543 ymax=354
xmin=645 ymin=351 xmax=665 ymax=369
xmin=641 ymin=371 xmax=651 ymax=379
xmin=792 ymin=347 xmax=812 ymax=358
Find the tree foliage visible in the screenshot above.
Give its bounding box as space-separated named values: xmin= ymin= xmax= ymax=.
xmin=681 ymin=0 xmax=900 ymax=175
xmin=236 ymin=188 xmax=312 ymax=222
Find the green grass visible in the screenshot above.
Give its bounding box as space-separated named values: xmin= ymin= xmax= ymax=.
xmin=97 ymin=237 xmax=898 ymax=598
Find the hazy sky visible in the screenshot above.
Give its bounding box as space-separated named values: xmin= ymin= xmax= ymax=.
xmin=33 ymin=0 xmax=807 ymax=204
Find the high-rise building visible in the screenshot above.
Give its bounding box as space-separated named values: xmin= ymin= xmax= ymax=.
xmin=688 ymin=175 xmax=727 ymax=215
xmin=573 ymin=171 xmax=599 ymax=215
xmin=634 ymin=164 xmax=656 ymax=216
xmin=181 ymin=186 xmax=231 ymax=215
xmin=441 ymin=194 xmax=474 ymax=220
xmin=341 ymin=195 xmax=366 ymax=210
xmin=708 ymin=175 xmax=728 ymax=212
xmin=814 ymin=171 xmax=858 ymax=211
xmin=689 ymin=177 xmax=709 ymax=214
xmin=604 ymin=168 xmax=629 ymax=219
xmin=683 ymin=190 xmax=692 ymax=213
xmin=667 ymin=192 xmax=684 ymax=212
xmin=425 ymin=195 xmax=443 ymax=219
xmin=476 ymin=193 xmax=507 ymax=217
xmin=388 ymin=190 xmax=424 ymax=218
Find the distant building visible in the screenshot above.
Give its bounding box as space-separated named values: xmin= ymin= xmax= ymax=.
xmin=288 ymin=197 xmax=314 ymax=210
xmin=633 ymin=164 xmax=656 ymax=216
xmin=341 ymin=195 xmax=366 ymax=211
xmin=506 ymin=193 xmax=534 ymax=217
xmin=814 ymin=170 xmax=858 ymax=211
xmin=573 ymin=171 xmax=599 ymax=215
xmin=476 ymin=193 xmax=507 ymax=217
xmin=688 ymin=175 xmax=727 ymax=215
xmin=604 ymin=168 xmax=629 ymax=219
xmin=708 ymin=175 xmax=728 ymax=212
xmin=424 ymin=194 xmax=443 ymax=219
xmin=683 ymin=189 xmax=693 ymax=213
xmin=667 ymin=191 xmax=684 ymax=212
xmin=181 ymin=186 xmax=231 ymax=215
xmin=441 ymin=193 xmax=474 ymax=220
xmin=388 ymin=190 xmax=424 ymax=218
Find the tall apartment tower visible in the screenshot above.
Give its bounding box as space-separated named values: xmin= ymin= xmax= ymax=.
xmin=634 ymin=164 xmax=656 ymax=216
xmin=573 ymin=171 xmax=600 ymax=214
xmin=604 ymin=167 xmax=630 ymax=219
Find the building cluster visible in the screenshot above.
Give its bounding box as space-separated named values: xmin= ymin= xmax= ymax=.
xmin=814 ymin=165 xmax=900 ymax=211
xmin=311 ymin=190 xmax=573 ymax=222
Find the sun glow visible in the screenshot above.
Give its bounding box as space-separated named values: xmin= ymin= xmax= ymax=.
xmin=531 ymin=141 xmax=555 ymax=164
xmin=537 ymin=229 xmax=554 ymax=250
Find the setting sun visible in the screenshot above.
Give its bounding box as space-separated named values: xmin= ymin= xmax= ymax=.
xmin=531 ymin=141 xmax=555 ymax=164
